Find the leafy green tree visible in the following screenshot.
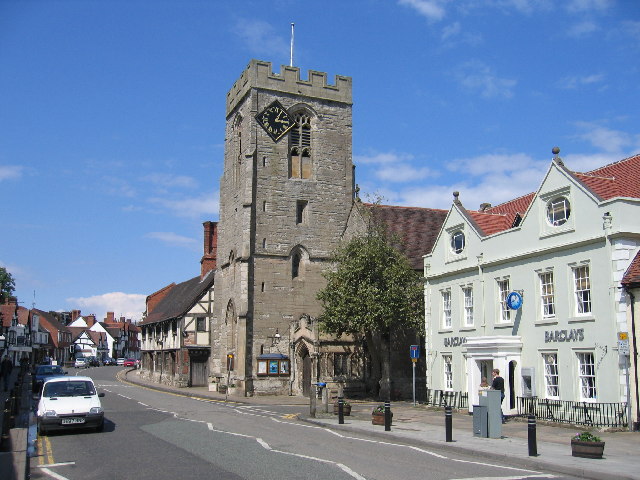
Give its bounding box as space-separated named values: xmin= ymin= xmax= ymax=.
xmin=0 ymin=267 xmax=16 ymax=304
xmin=317 ymin=207 xmax=424 ymax=400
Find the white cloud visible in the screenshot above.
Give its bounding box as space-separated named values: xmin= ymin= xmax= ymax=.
xmin=398 ymin=0 xmax=448 ymax=22
xmin=567 ymin=20 xmax=599 ymax=38
xmin=565 ymin=0 xmax=612 ymax=13
xmin=558 ymin=73 xmax=605 ymax=89
xmin=145 ymin=231 xmax=199 ymax=250
xmin=454 ymin=61 xmax=517 ymax=99
xmin=149 ymin=192 xmax=219 ymax=218
xmin=572 ymin=122 xmax=638 ymax=153
xmin=441 ymin=21 xmax=461 ymax=40
xmin=0 ymin=165 xmax=23 ymax=181
xmin=66 ymin=292 xmax=146 ymax=323
xmin=233 ymin=19 xmax=289 ymax=58
xmin=355 ymin=151 xmax=435 ymax=183
xmin=143 ymin=173 xmax=198 ymax=189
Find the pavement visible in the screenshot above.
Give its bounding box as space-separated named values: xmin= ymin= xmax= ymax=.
xmin=0 ymin=369 xmax=31 ymax=480
xmin=123 ymin=369 xmax=640 ymax=480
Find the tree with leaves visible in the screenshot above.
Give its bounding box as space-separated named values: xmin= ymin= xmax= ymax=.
xmin=317 ymin=207 xmax=424 ymax=400
xmin=0 ymin=267 xmax=16 ymax=304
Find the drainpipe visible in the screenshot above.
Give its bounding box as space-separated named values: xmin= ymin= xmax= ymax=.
xmin=477 ymin=254 xmax=486 ymax=335
xmin=624 ymin=287 xmax=640 ymax=430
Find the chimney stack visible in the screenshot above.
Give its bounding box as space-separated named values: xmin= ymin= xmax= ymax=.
xmin=201 ymin=221 xmax=218 ymax=278
xmin=86 ymin=314 xmax=96 ymax=327
xmin=71 ymin=309 xmax=81 ymax=322
xmin=106 ymin=312 xmax=115 ymax=323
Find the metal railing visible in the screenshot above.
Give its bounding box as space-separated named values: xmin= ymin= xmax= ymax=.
xmin=425 ymin=388 xmax=468 ymax=410
xmin=516 ymin=396 xmax=627 ymax=428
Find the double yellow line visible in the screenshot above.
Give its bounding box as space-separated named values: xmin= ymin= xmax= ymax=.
xmin=37 ymin=434 xmax=54 ymax=465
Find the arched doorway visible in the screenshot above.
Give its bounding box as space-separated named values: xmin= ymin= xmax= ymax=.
xmin=300 ymin=345 xmax=311 ymax=397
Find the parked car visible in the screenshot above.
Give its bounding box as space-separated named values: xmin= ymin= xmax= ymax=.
xmin=123 ymin=359 xmax=136 ymax=367
xmin=87 ymin=356 xmax=101 ymax=367
xmin=103 ymin=357 xmax=116 ymax=366
xmin=37 ymin=376 xmax=105 ymax=435
xmin=116 ymin=358 xmax=125 ymax=366
xmin=74 ymin=357 xmax=87 ymax=368
xmin=32 ymin=364 xmax=67 ymax=393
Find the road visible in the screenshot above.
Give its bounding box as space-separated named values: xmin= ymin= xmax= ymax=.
xmin=30 ymin=367 xmax=578 ymax=480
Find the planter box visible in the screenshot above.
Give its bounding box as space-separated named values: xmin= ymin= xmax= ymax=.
xmin=371 ymin=412 xmax=392 ymax=425
xmin=571 ymin=439 xmax=605 ymax=459
xmin=208 ymin=384 xmax=218 ymax=392
xmin=333 ymin=404 xmax=351 ymax=416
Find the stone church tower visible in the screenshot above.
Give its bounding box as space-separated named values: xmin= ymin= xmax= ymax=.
xmin=211 ymin=60 xmax=356 ymax=396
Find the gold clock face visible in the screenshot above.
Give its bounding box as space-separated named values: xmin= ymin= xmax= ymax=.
xmin=256 ymin=100 xmax=294 ymax=142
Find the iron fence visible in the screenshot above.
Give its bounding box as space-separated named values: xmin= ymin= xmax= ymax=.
xmin=425 ymin=388 xmax=468 ymax=410
xmin=516 ymin=396 xmax=627 ymax=428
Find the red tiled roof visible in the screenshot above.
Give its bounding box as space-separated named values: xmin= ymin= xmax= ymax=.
xmin=367 ymin=204 xmax=448 ymax=269
xmin=467 ymin=212 xmax=514 ymax=236
xmin=622 ymin=251 xmax=640 ymax=287
xmin=466 ymin=154 xmax=640 ymax=237
xmin=487 ymin=192 xmax=536 ymax=216
xmin=578 ymin=154 xmax=640 ymax=200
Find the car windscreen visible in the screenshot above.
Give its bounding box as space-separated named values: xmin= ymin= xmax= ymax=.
xmin=43 ymin=380 xmax=96 ymax=397
xmin=36 ymin=366 xmax=64 ymax=375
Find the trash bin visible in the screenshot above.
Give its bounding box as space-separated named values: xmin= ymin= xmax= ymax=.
xmin=473 ymin=405 xmax=488 ymax=437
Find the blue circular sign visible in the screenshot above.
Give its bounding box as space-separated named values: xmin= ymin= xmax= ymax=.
xmin=506 ymin=291 xmax=523 ymax=310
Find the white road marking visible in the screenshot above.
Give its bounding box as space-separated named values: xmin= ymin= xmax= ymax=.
xmin=138 ymin=402 xmax=149 ymax=407
xmin=39 ymin=468 xmax=71 ymax=480
xmin=452 ymin=476 xmax=556 ymax=480
xmin=37 ymin=462 xmax=75 ymax=468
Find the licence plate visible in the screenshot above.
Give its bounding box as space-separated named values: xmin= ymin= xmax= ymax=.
xmin=61 ymin=417 xmax=85 ymax=425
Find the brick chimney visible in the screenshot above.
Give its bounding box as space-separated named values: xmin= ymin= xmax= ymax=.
xmin=200 ymin=221 xmax=218 ymax=278
xmin=71 ymin=309 xmax=81 ymax=322
xmin=106 ymin=312 xmax=115 ymax=323
xmin=86 ymin=314 xmax=96 ymax=327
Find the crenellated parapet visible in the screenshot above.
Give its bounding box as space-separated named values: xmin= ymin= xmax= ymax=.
xmin=226 ymin=59 xmax=352 ymax=115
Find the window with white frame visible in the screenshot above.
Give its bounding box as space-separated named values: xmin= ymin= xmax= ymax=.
xmin=442 ymin=289 xmax=452 ymax=328
xmin=462 ymin=286 xmax=473 ymax=326
xmin=573 ymin=265 xmax=592 ymax=315
xmin=546 ymin=196 xmax=571 ymax=226
xmin=497 ymin=279 xmax=511 ymax=323
xmin=539 ymin=272 xmax=555 ymax=318
xmin=543 ymin=353 xmax=559 ymax=398
xmin=577 ymin=352 xmax=596 ymax=400
xmin=443 ymin=355 xmax=453 ymax=390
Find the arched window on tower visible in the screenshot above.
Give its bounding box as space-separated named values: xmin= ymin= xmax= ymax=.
xmin=292 ymin=252 xmax=301 ymax=279
xmin=289 ymin=112 xmax=312 ymax=179
xmin=233 ymin=115 xmax=243 ymax=187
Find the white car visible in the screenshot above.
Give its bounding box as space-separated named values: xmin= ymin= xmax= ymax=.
xmin=116 ymin=358 xmax=125 ymax=366
xmin=37 ymin=376 xmax=105 ymax=435
xmin=74 ymin=357 xmax=87 ymax=368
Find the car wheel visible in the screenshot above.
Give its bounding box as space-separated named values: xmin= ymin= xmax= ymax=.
xmin=38 ymin=422 xmax=47 ymax=436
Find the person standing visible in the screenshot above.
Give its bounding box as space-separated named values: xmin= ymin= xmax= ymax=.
xmin=491 ymin=368 xmax=505 ymax=423
xmin=1 ymin=355 xmax=13 ymax=392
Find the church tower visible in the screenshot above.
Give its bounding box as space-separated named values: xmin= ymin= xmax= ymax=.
xmin=212 ymin=60 xmax=354 ymax=395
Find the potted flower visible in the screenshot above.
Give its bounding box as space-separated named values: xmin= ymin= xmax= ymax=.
xmin=571 ymin=431 xmax=605 ymax=459
xmin=333 ymin=400 xmax=351 ymax=416
xmin=371 ymin=404 xmax=392 ymax=425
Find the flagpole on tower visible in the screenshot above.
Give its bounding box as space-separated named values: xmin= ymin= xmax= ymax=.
xmin=290 ymin=22 xmax=295 ymax=67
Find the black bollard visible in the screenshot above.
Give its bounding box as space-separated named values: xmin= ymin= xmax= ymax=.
xmin=528 ymin=415 xmax=538 ymax=456
xmin=338 ymin=396 xmax=344 ymax=424
xmin=445 ymin=405 xmax=453 ymax=442
xmin=384 ymin=401 xmax=391 ymax=431
xmin=0 ymin=398 xmax=10 ymax=452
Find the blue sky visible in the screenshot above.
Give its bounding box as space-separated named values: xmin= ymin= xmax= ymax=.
xmin=1 ymin=0 xmax=639 ymax=321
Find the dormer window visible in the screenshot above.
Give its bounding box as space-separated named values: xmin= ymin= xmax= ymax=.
xmin=450 ymin=231 xmax=465 ymax=254
xmin=547 ymin=196 xmax=570 ymax=226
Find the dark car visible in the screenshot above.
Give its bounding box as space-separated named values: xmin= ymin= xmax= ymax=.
xmin=32 ymin=364 xmax=67 ymax=393
xmin=86 ymin=356 xmax=101 ymax=367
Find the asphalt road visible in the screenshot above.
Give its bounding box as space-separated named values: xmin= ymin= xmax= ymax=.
xmin=30 ymin=367 xmax=578 ymax=480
